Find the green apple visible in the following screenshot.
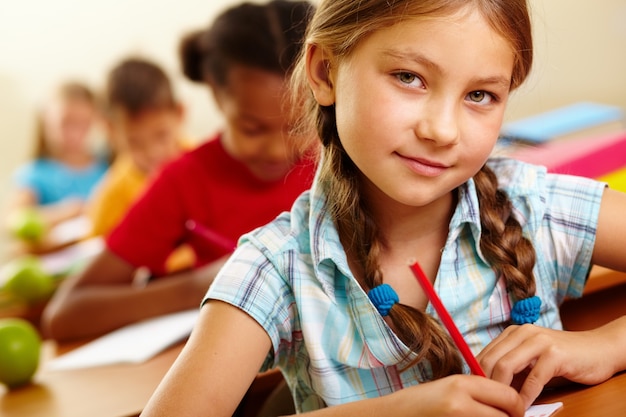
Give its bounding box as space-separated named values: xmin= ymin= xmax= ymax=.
xmin=7 ymin=208 xmax=46 ymax=242
xmin=1 ymin=256 xmax=55 ymax=303
xmin=0 ymin=318 xmax=41 ymax=389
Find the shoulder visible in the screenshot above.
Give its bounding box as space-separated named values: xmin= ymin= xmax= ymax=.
xmin=486 ymin=157 xmax=546 ymax=191
xmin=179 ymin=134 xmax=222 ymax=162
xmin=97 ymin=157 xmax=145 ymax=195
xmin=92 ymin=156 xmax=110 ymax=174
xmin=488 ymin=157 xmax=604 ymax=200
xmin=158 ymin=135 xmax=221 ymax=177
xmin=241 ymin=190 xmax=313 ymax=258
xmin=487 ymin=157 xmax=606 ymax=228
xmin=14 ymin=158 xmax=58 ymax=181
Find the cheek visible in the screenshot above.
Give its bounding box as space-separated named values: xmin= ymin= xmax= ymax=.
xmin=462 ymin=116 xmax=502 ymax=156
xmin=334 ymin=94 xmax=379 ymax=149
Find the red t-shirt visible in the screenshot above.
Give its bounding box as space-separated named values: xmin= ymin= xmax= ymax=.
xmin=107 ymin=135 xmax=316 ymax=275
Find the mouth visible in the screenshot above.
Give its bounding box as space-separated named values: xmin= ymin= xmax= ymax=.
xmin=397 ymin=153 xmax=450 ymax=177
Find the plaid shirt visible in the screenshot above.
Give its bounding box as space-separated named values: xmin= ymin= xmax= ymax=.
xmin=206 ymin=157 xmax=605 ymax=412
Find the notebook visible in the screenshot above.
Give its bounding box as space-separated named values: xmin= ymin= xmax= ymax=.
xmin=46 ymin=309 xmax=199 ymax=371
xmin=525 ymin=402 xmax=563 ymax=417
xmin=501 ymin=102 xmax=624 ymax=143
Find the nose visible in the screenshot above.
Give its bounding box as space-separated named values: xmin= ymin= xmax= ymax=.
xmin=414 ymin=97 xmax=460 ymax=146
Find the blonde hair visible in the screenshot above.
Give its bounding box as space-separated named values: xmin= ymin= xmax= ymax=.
xmin=34 ymin=82 xmax=97 ymax=158
xmin=291 ymin=0 xmax=535 ymax=378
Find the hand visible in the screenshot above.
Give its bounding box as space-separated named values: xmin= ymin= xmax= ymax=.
xmin=397 ymin=374 xmax=524 ymax=417
xmin=477 ymin=324 xmax=618 ymax=408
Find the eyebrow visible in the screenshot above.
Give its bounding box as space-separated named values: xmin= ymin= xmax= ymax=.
xmin=381 ymin=49 xmax=511 ymax=88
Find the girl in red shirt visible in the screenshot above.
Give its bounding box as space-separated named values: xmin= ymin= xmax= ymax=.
xmin=43 ymin=0 xmax=317 ymax=341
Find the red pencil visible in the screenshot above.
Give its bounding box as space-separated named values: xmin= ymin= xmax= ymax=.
xmin=185 ymin=220 xmax=237 ymax=252
xmin=409 ymin=262 xmax=486 ymax=377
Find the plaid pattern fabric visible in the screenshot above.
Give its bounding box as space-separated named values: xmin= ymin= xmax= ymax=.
xmin=206 ymin=158 xmax=605 ymax=412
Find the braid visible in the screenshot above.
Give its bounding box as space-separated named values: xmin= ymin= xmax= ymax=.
xmin=317 ymin=106 xmax=462 ymax=379
xmin=474 ymin=165 xmax=537 ymax=304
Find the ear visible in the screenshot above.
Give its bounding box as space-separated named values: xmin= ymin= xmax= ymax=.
xmin=306 ymin=44 xmax=335 ymax=106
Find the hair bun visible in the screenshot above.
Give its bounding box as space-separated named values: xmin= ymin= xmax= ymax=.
xmin=179 ymin=30 xmax=207 ymax=83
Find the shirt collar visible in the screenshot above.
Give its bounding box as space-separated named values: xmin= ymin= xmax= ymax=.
xmin=308 ymin=177 xmax=488 ymax=298
xmin=308 ymin=180 xmax=354 ymax=299
xmin=307 ymin=159 xmax=546 ymax=298
xmin=447 ymin=178 xmax=489 ymax=264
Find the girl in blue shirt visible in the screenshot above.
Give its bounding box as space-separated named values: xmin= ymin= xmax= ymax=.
xmin=7 ymin=82 xmax=108 ymax=250
xmin=142 ymin=1 xmax=626 ymax=416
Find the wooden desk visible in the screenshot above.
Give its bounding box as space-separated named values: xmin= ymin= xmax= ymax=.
xmin=0 ymin=341 xmax=282 ymax=417
xmin=538 ymin=372 xmax=626 ymax=416
xmin=1 ymin=266 xmax=624 ymax=416
xmin=584 ymin=265 xmax=626 ymax=295
xmin=0 ymin=341 xmax=181 ymax=417
xmin=2 ymin=340 xmax=626 ymax=417
xmin=561 ymin=268 xmax=626 ymax=332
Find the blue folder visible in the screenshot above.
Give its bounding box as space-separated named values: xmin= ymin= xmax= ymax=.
xmin=500 ymin=102 xmax=624 ymax=144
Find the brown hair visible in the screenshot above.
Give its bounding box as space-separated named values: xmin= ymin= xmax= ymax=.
xmin=179 ymin=0 xmax=315 ymax=87
xmin=34 ymin=81 xmax=96 ymax=158
xmin=291 ymin=0 xmax=534 ymax=378
xmin=106 ymin=57 xmax=177 ymax=118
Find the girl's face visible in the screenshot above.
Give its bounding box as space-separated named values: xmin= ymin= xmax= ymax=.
xmin=111 ymin=107 xmax=184 ymax=175
xmin=43 ymin=97 xmax=96 ymax=155
xmin=212 ymin=66 xmax=300 ymax=182
xmin=312 ymin=9 xmax=514 ymax=214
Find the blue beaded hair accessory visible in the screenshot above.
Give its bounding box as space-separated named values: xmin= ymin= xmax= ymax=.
xmin=511 ymin=295 xmax=541 ymax=324
xmin=368 ymin=283 xmax=399 ymax=317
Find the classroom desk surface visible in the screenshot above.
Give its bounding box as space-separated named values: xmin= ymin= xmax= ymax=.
xmin=1 ymin=266 xmax=625 ymax=417
xmin=2 ymin=342 xmax=626 ymax=417
xmin=538 ymin=372 xmax=626 ymax=416
xmin=0 ymin=340 xmax=282 ymax=417
xmin=583 ymin=265 xmax=626 ymax=295
xmin=0 ymin=340 xmax=181 ymax=417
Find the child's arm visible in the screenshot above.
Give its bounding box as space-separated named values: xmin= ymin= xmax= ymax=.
xmin=590 ymin=187 xmax=626 ymax=271
xmin=141 ymin=301 xmax=525 ymax=417
xmin=478 ymin=187 xmax=626 ymax=408
xmin=41 ymin=249 xmax=229 ymax=341
xmin=7 ymin=188 xmax=84 ymax=228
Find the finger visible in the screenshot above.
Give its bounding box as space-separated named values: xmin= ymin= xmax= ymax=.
xmin=478 ymin=325 xmax=527 ymax=362
xmin=517 ymin=354 xmax=560 ymax=409
xmin=479 ymin=325 xmax=540 ymax=379
xmin=478 ymin=325 xmax=521 ymax=360
xmin=489 ymin=336 xmax=545 ymax=386
xmin=472 ymin=380 xmax=526 ymax=417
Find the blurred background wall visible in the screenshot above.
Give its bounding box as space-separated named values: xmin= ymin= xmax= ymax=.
xmin=0 ymin=0 xmax=625 ymax=256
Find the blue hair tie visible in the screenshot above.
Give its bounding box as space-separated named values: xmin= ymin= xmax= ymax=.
xmin=511 ymin=295 xmax=541 ymax=324
xmin=368 ymin=283 xmax=399 ymax=317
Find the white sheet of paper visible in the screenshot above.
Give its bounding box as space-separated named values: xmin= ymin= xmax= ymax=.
xmin=525 ymin=402 xmax=563 ymax=417
xmin=47 ymin=215 xmax=92 ymax=244
xmin=39 ymin=236 xmax=104 ymax=276
xmin=46 ymin=309 xmax=200 ymax=371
